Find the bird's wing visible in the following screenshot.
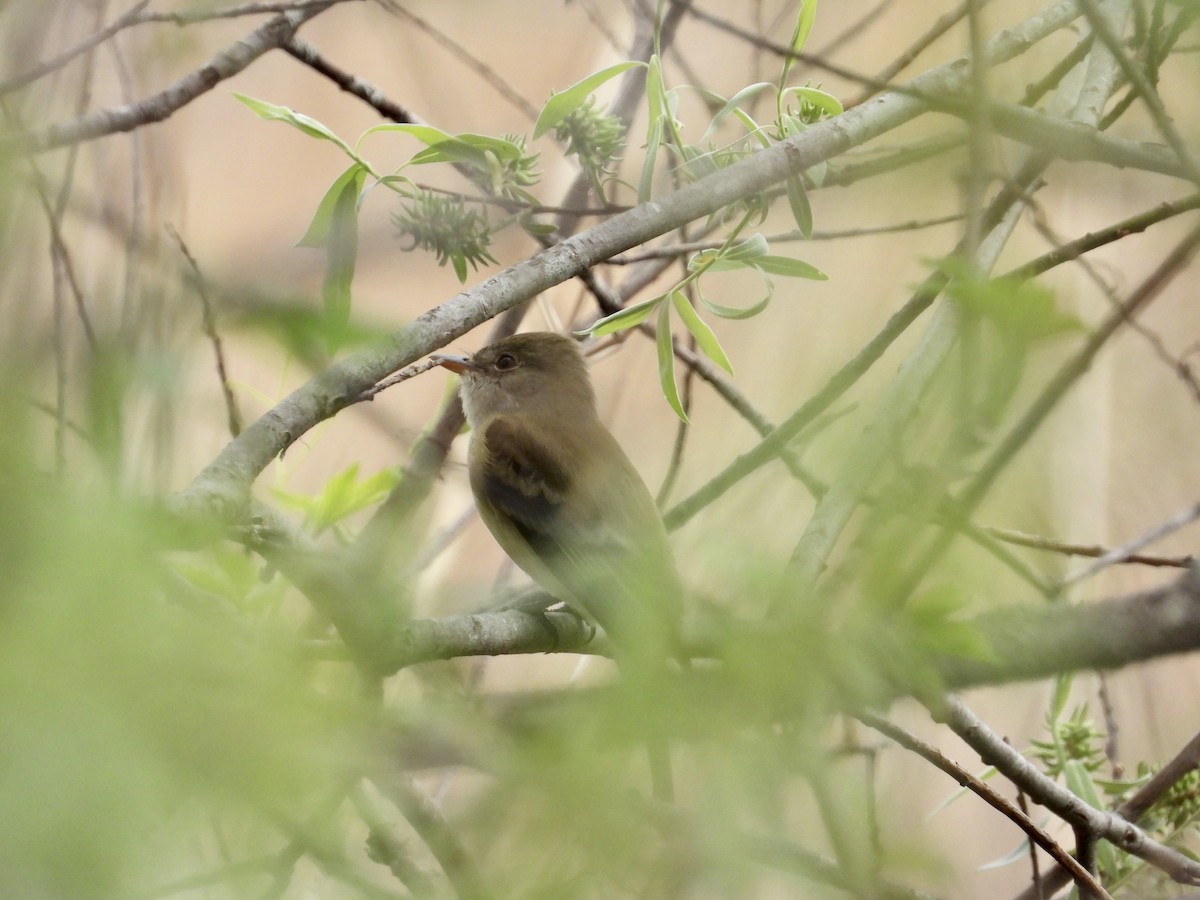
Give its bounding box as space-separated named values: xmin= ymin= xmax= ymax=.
xmin=473 ymin=417 xmax=634 ymax=592
xmin=474 ymin=416 xmax=570 ymax=547
xmin=474 ymin=415 xmax=683 ymax=654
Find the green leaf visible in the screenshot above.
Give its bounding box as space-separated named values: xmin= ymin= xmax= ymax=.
xmin=318 ymin=170 xmax=362 ymax=336
xmin=533 ymin=61 xmax=642 ymax=138
xmin=908 ymin=585 xmax=993 ymax=662
xmin=373 ymin=124 xmax=527 ymax=173
xmin=724 ymin=234 xmax=770 ymax=261
xmin=646 ymin=54 xmax=665 ymax=118
xmin=786 ymin=175 xmax=813 ymax=239
xmin=671 ymin=291 xmax=733 ymax=373
xmin=780 ymin=1 xmax=818 ymax=85
xmin=298 ymin=164 xmax=367 ymax=248
xmin=1050 ymin=673 xmax=1074 ymax=722
xmin=638 ymin=118 xmax=663 ymax=203
xmin=276 ymin=464 xmax=401 ymax=533
xmin=359 ymin=122 xmax=453 ymax=146
xmin=517 ymin=214 xmax=559 ymax=237
xmin=656 ymin=301 xmax=689 ymax=422
xmin=413 ymin=132 xmax=527 ymax=165
xmin=698 ymin=285 xmax=772 ymax=321
xmin=749 ymin=254 xmax=827 ymax=279
xmin=783 ymin=85 xmax=844 ymax=118
xmin=581 ymin=294 xmax=665 ymax=338
xmin=233 ymin=93 xmax=355 ymax=159
xmin=952 ymin=273 xmax=1083 ymax=341
xmin=698 ymin=82 xmax=773 ymax=144
xmin=928 ymin=765 xmax=999 ymax=818
xmin=978 ymin=837 xmax=1038 ymax=871
xmin=1064 ymin=760 xmax=1118 ymax=873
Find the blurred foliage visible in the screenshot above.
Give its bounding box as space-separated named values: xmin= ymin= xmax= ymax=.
xmin=7 ymin=0 xmax=1200 ymax=896
xmin=0 ymin=378 xmax=371 ymax=897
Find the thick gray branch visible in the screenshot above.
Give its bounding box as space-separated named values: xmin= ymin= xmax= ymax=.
xmin=386 ymin=567 xmax=1200 ymax=687
xmin=940 ymin=566 xmax=1200 ymax=689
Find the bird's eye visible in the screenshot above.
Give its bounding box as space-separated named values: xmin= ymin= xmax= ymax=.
xmin=494 ymin=353 xmax=518 ymax=371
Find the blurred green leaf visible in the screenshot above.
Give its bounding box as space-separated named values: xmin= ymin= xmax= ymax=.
xmin=949 ymin=266 xmax=1084 ymax=341
xmin=298 ymin=163 xmax=366 ymax=248
xmin=1049 ymin=673 xmax=1074 ymax=722
xmin=274 ymin=463 xmax=401 ymax=534
xmin=909 ymin=584 xmax=993 ymax=662
xmin=1065 ymin=759 xmax=1118 ymax=873
xmin=0 ymin=413 xmax=366 ymax=898
xmin=228 ymin=292 xmax=394 ymax=368
xmin=318 ymin=168 xmax=364 ymax=335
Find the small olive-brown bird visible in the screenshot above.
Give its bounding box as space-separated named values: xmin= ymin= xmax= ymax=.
xmin=431 ymin=331 xmax=684 ymax=670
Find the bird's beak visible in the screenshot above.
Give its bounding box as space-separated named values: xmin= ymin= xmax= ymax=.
xmin=430 ymin=352 xmax=476 ymax=376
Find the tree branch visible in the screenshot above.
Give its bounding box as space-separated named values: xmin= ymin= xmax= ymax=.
xmin=166 ymin=0 xmax=1087 ymax=528
xmin=935 ymin=695 xmax=1200 ymax=887
xmin=2 ymin=3 xmax=339 ymax=153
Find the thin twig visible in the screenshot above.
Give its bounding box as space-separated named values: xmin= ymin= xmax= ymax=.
xmin=375 ymin=0 xmax=539 ymax=121
xmin=282 ymin=37 xmax=416 ymax=124
xmin=1002 ymin=193 xmax=1200 ymax=283
xmin=350 ymin=785 xmax=437 ymax=895
xmin=1062 ymin=502 xmax=1200 ymax=586
xmin=814 ymin=0 xmax=900 ymax=57
xmin=608 ymin=214 xmax=962 ymax=263
xmin=0 ymin=0 xmax=150 ymax=96
xmin=847 ymin=1 xmax=972 ymax=107
xmin=1016 ymin=729 xmax=1200 ymax=899
xmin=369 ymin=771 xmax=493 ymax=900
xmin=1024 ymin=193 xmax=1200 ymax=407
xmin=937 ymin=696 xmax=1200 ymax=888
xmin=358 ymin=359 xmax=440 ymax=401
xmin=166 ymin=225 xmax=243 ymax=438
xmin=859 ymin=711 xmax=1112 ymax=900
xmin=987 ymin=526 xmax=1194 ymax=570
xmin=4 ymin=3 xmax=339 ymax=153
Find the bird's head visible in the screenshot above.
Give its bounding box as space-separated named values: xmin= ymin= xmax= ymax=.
xmin=431 ymin=332 xmax=596 ymax=426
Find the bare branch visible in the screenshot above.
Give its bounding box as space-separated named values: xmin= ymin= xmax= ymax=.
xmin=859 ymin=711 xmax=1112 ymax=900
xmin=2 ymin=3 xmax=339 ymax=153
xmin=935 ymin=696 xmax=1200 ymax=887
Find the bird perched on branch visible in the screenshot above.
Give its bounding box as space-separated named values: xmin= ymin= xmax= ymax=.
xmin=431 ymin=331 xmax=685 ymax=674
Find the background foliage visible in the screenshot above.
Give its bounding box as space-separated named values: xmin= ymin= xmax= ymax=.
xmin=4 ymin=1 xmax=1200 ymax=897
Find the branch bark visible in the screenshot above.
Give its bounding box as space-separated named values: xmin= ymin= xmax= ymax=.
xmin=381 ymin=565 xmax=1200 ymax=689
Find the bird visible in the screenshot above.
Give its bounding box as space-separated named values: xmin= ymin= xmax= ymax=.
xmin=430 ymin=331 xmax=685 ymax=673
